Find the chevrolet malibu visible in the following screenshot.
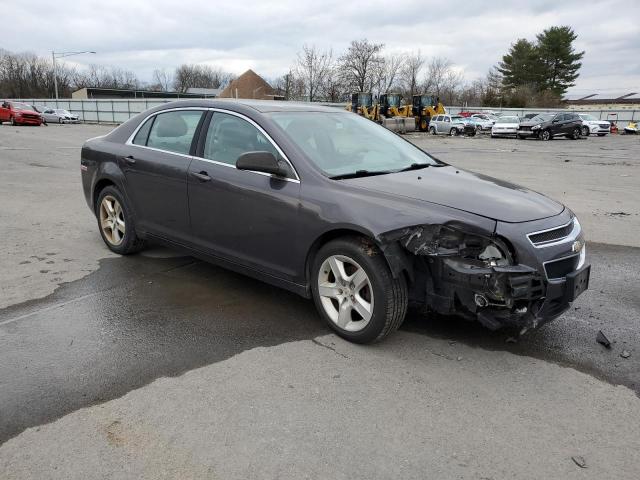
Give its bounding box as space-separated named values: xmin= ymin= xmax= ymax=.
xmin=81 ymin=100 xmax=590 ymax=343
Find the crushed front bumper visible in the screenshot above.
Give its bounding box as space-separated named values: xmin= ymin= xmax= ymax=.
xmin=428 ymin=257 xmax=591 ymax=331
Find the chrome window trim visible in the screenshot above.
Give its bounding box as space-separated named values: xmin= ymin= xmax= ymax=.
xmin=124 ymin=106 xmax=300 ymax=183
xmin=527 ymin=218 xmax=580 ymax=248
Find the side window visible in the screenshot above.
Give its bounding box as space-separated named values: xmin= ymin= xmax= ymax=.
xmin=133 ymin=116 xmax=154 ymax=145
xmin=435 ymin=115 xmax=442 ymax=122
xmin=203 ymin=112 xmax=281 ymax=166
xmin=444 ymin=116 xmax=451 ymax=123
xmin=146 ymin=110 xmax=203 ymax=155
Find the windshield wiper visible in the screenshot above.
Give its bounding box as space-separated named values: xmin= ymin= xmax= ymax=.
xmin=398 ymin=163 xmax=432 ymax=172
xmin=329 ymin=169 xmax=394 ymax=180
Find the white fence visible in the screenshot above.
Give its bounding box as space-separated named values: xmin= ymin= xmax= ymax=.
xmin=12 ymin=98 xmax=640 ymax=126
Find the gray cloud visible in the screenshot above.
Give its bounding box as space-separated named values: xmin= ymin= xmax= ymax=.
xmin=3 ymin=0 xmax=638 ymax=93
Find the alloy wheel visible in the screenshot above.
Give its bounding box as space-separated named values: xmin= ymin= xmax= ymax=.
xmin=541 ymin=130 xmax=551 ymax=141
xmin=99 ymin=195 xmax=125 ymax=246
xmin=317 ymin=254 xmax=374 ymax=332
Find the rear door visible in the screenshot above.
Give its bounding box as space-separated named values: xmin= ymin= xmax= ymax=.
xmin=122 ymin=109 xmax=205 ymax=243
xmin=187 ymin=110 xmax=301 ymax=281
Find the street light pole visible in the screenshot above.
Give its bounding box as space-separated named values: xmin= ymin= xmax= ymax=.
xmin=51 ymin=51 xmax=96 ymax=101
xmin=52 ymin=51 xmax=59 ymax=101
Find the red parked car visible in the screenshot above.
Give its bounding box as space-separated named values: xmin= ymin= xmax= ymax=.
xmin=0 ymin=101 xmax=43 ymax=126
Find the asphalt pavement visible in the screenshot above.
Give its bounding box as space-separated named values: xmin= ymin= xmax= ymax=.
xmin=0 ymin=124 xmax=639 ymax=478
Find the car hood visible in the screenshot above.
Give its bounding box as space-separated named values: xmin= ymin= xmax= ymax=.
xmin=519 ymin=120 xmax=548 ymax=127
xmin=343 ymin=166 xmax=564 ymax=223
xmin=16 ymin=109 xmax=40 ymax=116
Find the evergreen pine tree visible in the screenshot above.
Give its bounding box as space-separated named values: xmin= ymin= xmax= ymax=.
xmin=536 ymin=26 xmax=584 ymax=95
xmin=497 ymin=39 xmax=542 ymax=90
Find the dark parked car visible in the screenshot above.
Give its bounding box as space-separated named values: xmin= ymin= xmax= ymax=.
xmin=81 ymin=100 xmax=590 ymax=343
xmin=518 ymin=112 xmax=583 ymax=140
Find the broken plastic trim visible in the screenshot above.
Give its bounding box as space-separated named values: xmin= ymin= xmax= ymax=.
xmin=377 ymin=223 xmax=545 ymax=331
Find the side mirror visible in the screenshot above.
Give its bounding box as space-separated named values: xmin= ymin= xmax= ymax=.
xmin=236 ymin=151 xmax=287 ymax=177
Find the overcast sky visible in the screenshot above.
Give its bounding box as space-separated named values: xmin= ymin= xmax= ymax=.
xmin=2 ymin=0 xmax=638 ymax=94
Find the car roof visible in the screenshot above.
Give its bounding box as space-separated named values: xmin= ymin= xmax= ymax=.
xmin=148 ymin=98 xmax=345 ymax=114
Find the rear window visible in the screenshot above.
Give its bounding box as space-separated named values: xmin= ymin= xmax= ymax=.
xmin=143 ymin=110 xmax=203 ymax=155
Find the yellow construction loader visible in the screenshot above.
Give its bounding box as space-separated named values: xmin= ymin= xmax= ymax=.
xmin=412 ymin=94 xmax=446 ymax=131
xmin=347 ymin=92 xmax=380 ymax=121
xmin=379 ymin=93 xmax=412 ymax=118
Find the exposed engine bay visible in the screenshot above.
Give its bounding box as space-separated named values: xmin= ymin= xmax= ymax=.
xmin=378 ymin=224 xmax=546 ymax=331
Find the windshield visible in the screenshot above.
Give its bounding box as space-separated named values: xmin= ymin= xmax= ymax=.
xmin=55 ymin=109 xmax=70 ymax=114
xmin=496 ymin=116 xmax=520 ymax=123
xmin=580 ymin=114 xmax=597 ymax=121
xmin=530 ymin=113 xmax=554 ymax=122
xmin=387 ymin=94 xmax=401 ymax=107
xmin=451 ymin=116 xmax=465 ymax=122
xmin=11 ymin=102 xmax=32 ymax=111
xmin=269 ymin=111 xmax=439 ymax=177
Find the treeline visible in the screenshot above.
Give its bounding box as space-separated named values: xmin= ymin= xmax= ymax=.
xmin=271 ymin=41 xmax=472 ymax=105
xmin=0 ymin=49 xmax=236 ymax=98
xmin=275 ymin=26 xmax=583 ymax=108
xmin=2 ymin=25 xmax=582 ymax=107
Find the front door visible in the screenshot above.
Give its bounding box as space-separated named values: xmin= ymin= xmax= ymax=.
xmin=187 ymin=111 xmax=301 ymax=281
xmin=122 ymin=109 xmax=204 ymax=242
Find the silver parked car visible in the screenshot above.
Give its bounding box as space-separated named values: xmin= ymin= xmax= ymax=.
xmin=41 ymin=108 xmax=80 ymax=124
xmin=429 ymin=114 xmax=471 ymax=136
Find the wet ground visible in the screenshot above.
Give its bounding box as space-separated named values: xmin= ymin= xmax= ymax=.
xmin=1 ymin=242 xmax=638 ymax=443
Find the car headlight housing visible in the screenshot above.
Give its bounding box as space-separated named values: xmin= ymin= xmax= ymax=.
xmin=391 ymin=224 xmax=513 ymax=267
xmin=531 ymin=124 xmax=541 ymax=130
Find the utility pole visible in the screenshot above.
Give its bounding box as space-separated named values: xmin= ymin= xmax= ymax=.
xmin=51 ymin=51 xmax=96 ymax=100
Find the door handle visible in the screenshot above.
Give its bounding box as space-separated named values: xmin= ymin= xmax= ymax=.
xmin=191 ymin=171 xmax=211 ymax=182
xmin=122 ymin=155 xmax=136 ymax=165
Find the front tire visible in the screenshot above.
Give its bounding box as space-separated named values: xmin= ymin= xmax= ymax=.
xmin=571 ymin=127 xmax=581 ymax=140
xmin=311 ymin=237 xmax=408 ymax=344
xmin=96 ymin=185 xmax=145 ymax=255
xmin=419 ymin=118 xmax=428 ymax=132
xmin=581 ymin=126 xmax=590 ymax=136
xmin=449 ymin=128 xmax=458 ymax=136
xmin=10 ymin=116 xmax=16 ymax=126
xmin=540 ymin=129 xmax=552 ymax=141
xmin=429 ymin=126 xmax=436 ymax=135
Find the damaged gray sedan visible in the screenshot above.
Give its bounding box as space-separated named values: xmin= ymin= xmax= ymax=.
xmin=81 ymin=100 xmax=590 ymax=344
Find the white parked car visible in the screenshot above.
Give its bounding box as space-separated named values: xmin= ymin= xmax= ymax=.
xmin=40 ymin=108 xmax=80 ymax=124
xmin=469 ymin=114 xmax=494 ymax=131
xmin=577 ymin=113 xmax=610 ymax=137
xmin=491 ymin=116 xmax=521 ymax=137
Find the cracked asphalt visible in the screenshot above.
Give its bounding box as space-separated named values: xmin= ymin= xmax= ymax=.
xmin=1 ymin=124 xmax=639 ymax=478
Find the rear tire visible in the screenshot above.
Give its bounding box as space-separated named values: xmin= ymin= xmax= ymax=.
xmin=96 ymin=185 xmax=146 ymax=255
xmin=311 ymin=237 xmax=408 ymax=344
xmin=419 ymin=118 xmax=429 ymax=132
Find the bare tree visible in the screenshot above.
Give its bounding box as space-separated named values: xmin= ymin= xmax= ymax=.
xmin=73 ymin=65 xmax=139 ymax=90
xmin=295 ymin=45 xmax=332 ymax=102
xmin=152 ymin=69 xmax=173 ymax=91
xmin=399 ymin=50 xmax=424 ymax=99
xmin=338 ymin=39 xmax=384 ymax=93
xmin=374 ymin=53 xmax=405 ymax=95
xmin=173 ymin=64 xmax=234 ymax=93
xmin=422 ymin=57 xmax=463 ymax=104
